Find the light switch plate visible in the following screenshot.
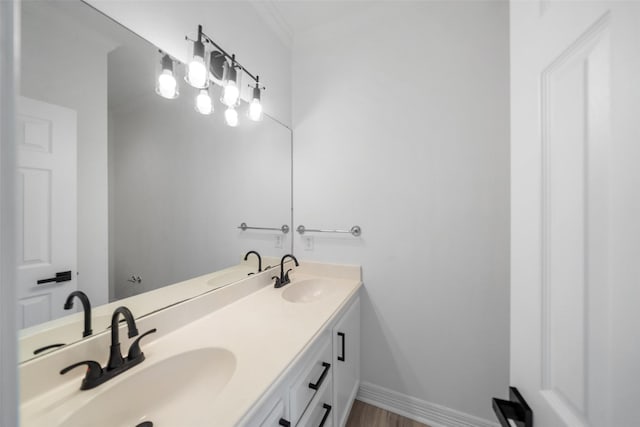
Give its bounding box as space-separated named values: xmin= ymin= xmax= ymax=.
xmin=304 ymin=236 xmax=313 ymax=251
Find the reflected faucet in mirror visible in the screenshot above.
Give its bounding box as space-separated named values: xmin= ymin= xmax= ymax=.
xmin=273 ymin=254 xmax=299 ymax=288
xmin=244 ymin=250 xmax=262 ymax=274
xmin=64 ymin=290 xmax=92 ymax=338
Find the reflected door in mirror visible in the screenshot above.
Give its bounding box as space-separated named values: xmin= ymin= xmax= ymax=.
xmin=17 ymin=96 xmax=78 ymax=328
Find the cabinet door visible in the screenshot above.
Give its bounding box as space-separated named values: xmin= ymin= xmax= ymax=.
xmin=258 ymin=397 xmax=290 ymax=427
xmin=332 ymin=296 xmax=360 ymax=427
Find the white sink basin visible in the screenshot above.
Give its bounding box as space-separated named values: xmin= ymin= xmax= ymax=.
xmin=281 ymin=279 xmax=336 ymax=303
xmin=59 ymin=347 xmax=236 ymax=427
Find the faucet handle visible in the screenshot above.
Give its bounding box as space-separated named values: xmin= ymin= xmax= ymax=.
xmin=283 ymin=268 xmax=293 ymax=282
xmin=127 ymin=328 xmax=157 ymax=361
xmin=60 ymin=360 xmax=103 ymax=383
xmin=272 ymin=275 xmax=283 ymax=288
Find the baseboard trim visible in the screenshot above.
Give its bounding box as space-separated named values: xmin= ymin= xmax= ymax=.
xmin=356 ymin=382 xmax=499 ymax=427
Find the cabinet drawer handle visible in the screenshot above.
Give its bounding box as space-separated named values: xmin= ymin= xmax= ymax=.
xmin=278 ymin=419 xmax=290 ymax=427
xmin=337 ymin=332 xmax=346 ymax=362
xmin=308 ymin=362 xmax=331 ymax=390
xmin=318 ymin=404 xmax=332 ymax=427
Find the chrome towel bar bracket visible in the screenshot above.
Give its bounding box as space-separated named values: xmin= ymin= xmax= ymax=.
xmin=238 ymin=222 xmax=290 ymax=234
xmin=296 ymin=225 xmax=361 ymax=237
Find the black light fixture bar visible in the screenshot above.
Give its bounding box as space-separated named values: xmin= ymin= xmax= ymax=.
xmin=187 ymin=25 xmax=262 ymax=85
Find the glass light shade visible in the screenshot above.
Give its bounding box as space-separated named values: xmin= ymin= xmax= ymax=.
xmin=248 ymin=99 xmax=263 ymax=121
xmin=221 ymin=61 xmax=241 ymax=107
xmin=222 ymin=83 xmax=240 ymax=107
xmin=195 ymin=88 xmax=213 ymax=115
xmin=224 ymin=106 xmax=238 ymax=127
xmin=155 ymin=54 xmax=179 ymax=99
xmin=185 ymin=39 xmax=209 ymax=89
xmin=247 ymin=86 xmax=263 ymax=121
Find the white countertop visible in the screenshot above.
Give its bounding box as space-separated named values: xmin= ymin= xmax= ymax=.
xmin=19 ymin=261 xmax=362 ymax=426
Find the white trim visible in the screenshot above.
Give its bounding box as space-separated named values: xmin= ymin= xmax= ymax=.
xmin=357 ymin=382 xmax=499 ymax=427
xmin=0 ymin=0 xmax=19 ymax=425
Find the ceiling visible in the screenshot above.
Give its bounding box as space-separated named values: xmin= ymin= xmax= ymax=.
xmin=250 ymin=0 xmax=375 ymax=47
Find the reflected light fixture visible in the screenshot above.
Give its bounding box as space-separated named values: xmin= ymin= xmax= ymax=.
xmin=248 ymin=78 xmax=264 ymax=122
xmin=156 ymin=52 xmax=179 ymax=99
xmin=225 ymin=106 xmax=239 ymax=127
xmin=185 ymin=25 xmax=208 ymax=89
xmin=195 ymin=88 xmax=213 ymax=115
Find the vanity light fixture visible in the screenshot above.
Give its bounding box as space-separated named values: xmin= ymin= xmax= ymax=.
xmin=195 ymin=87 xmax=213 ymax=115
xmin=224 ymin=106 xmax=239 ymax=127
xmin=155 ymin=25 xmax=266 ymax=127
xmin=247 ymin=78 xmax=264 ymax=122
xmin=185 ymin=25 xmax=209 ymax=89
xmin=155 ymin=52 xmax=179 ymax=99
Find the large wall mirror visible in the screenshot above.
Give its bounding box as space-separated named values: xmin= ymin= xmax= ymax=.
xmin=17 ymin=0 xmax=292 ymax=363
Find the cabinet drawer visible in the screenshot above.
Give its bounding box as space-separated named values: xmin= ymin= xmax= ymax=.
xmin=289 ymin=333 xmax=332 ymax=424
xmin=296 ymin=379 xmax=333 ymax=427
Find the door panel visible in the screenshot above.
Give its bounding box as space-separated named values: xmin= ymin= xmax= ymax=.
xmin=511 ymin=1 xmax=639 ymax=426
xmin=16 ymin=96 xmax=77 ymax=328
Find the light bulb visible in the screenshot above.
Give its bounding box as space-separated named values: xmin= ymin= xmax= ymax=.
xmin=225 ymin=107 xmax=238 ymax=127
xmin=248 ymin=98 xmax=263 ymax=121
xmin=157 ymin=69 xmax=177 ymax=99
xmin=222 ymin=82 xmax=239 ymax=107
xmin=195 ymin=89 xmax=213 ymax=115
xmin=187 ymin=56 xmax=207 ymax=88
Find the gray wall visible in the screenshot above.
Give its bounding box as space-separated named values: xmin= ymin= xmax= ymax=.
xmin=291 ymin=1 xmax=510 ymax=421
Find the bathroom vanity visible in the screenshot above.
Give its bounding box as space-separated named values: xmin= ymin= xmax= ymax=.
xmin=19 ymin=261 xmax=361 ymax=427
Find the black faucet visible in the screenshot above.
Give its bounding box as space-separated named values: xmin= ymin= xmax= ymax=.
xmin=60 ymin=306 xmax=156 ymax=390
xmin=108 ymin=306 xmax=139 ymax=370
xmin=63 ymin=290 xmax=92 ymax=337
xmin=244 ymin=250 xmax=262 ymax=273
xmin=273 ymin=254 xmax=299 ymax=288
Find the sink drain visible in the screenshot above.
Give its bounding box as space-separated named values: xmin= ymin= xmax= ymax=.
xmin=135 ymin=422 xmax=153 ymax=427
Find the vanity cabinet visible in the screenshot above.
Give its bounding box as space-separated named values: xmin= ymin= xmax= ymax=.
xmin=243 ymin=293 xmax=360 ymax=427
xmin=332 ymin=297 xmax=360 ymax=427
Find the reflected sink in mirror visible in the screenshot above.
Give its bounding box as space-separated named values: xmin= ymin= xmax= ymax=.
xmin=205 ymin=266 xmax=255 ymax=287
xmin=19 ymin=313 xmax=115 ymax=360
xmin=59 ymin=348 xmax=236 ymax=427
xmin=281 ymin=279 xmax=338 ymax=303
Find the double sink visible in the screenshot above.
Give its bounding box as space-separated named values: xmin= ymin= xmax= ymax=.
xmin=25 ymin=275 xmax=340 ymax=427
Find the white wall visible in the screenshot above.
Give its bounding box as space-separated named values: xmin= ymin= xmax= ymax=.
xmin=292 ymin=1 xmax=509 ymax=422
xmin=21 ymin=2 xmax=111 ymax=306
xmin=88 ymin=0 xmax=292 ymax=127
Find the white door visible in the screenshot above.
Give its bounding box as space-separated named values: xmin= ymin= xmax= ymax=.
xmin=16 ymin=96 xmax=77 ymax=328
xmin=510 ymin=1 xmax=640 ymax=426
